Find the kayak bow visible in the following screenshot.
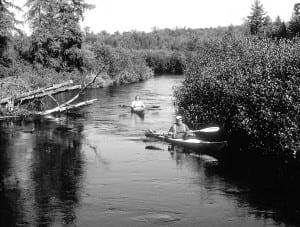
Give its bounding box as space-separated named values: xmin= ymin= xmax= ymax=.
xmin=131 ymin=106 xmax=145 ymax=116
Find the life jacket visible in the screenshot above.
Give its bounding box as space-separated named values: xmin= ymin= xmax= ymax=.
xmin=173 ymin=124 xmax=187 ymax=134
xmin=132 ymin=100 xmax=144 ymax=108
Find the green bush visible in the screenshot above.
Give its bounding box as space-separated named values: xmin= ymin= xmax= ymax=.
xmin=140 ymin=49 xmax=186 ymax=74
xmin=90 ymin=44 xmax=154 ymax=84
xmin=174 ymin=36 xmax=300 ymax=158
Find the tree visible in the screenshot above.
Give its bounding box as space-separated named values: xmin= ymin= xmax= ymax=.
xmin=247 ymin=0 xmax=269 ymax=35
xmin=26 ymin=0 xmax=94 ymax=71
xmin=0 ymin=0 xmax=21 ymax=76
xmin=288 ymin=3 xmax=300 ymax=37
xmin=270 ymin=16 xmax=287 ymax=40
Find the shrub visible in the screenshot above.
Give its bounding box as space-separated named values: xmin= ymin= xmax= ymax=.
xmin=140 ymin=49 xmax=186 ymax=74
xmin=174 ymin=36 xmax=300 ymax=158
xmin=90 ymin=44 xmax=154 ymax=84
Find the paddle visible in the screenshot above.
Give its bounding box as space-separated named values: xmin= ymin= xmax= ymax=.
xmin=119 ymin=104 xmax=161 ymax=110
xmin=119 ymin=104 xmax=131 ymax=108
xmin=191 ymin=126 xmax=220 ymax=133
xmin=145 ymin=129 xmax=166 ymax=137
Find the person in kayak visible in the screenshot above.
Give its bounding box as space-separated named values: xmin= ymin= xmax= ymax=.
xmin=131 ymin=95 xmax=145 ymax=109
xmin=168 ymin=116 xmax=195 ymax=139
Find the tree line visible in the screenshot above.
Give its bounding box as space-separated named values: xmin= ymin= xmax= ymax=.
xmin=2 ymin=0 xmax=300 ymax=79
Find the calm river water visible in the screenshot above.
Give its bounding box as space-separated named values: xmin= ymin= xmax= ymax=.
xmin=0 ymin=75 xmax=297 ymax=226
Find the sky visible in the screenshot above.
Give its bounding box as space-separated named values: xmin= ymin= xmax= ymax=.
xmin=14 ymin=0 xmax=297 ymax=34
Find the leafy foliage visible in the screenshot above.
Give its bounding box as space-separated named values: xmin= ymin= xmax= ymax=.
xmin=139 ymin=49 xmax=186 ymax=74
xmin=84 ymin=26 xmax=245 ymax=52
xmin=288 ymin=3 xmax=300 ymax=37
xmin=90 ymin=44 xmax=154 ymax=84
xmin=174 ymin=36 xmax=300 ymax=159
xmin=270 ymin=16 xmax=287 ymax=40
xmin=0 ymin=0 xmax=21 ymax=77
xmin=26 ymin=0 xmax=94 ymax=71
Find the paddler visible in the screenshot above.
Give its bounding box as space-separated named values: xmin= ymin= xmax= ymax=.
xmin=168 ymin=115 xmax=195 ymax=139
xmin=131 ymin=95 xmax=145 ymax=109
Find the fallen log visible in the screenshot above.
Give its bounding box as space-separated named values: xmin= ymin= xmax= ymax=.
xmin=0 ymin=75 xmax=99 ymax=118
xmin=37 ymin=76 xmax=98 ymax=115
xmin=0 ymin=80 xmax=78 ymax=106
xmin=18 ymin=84 xmax=81 ymax=105
xmin=39 ymin=99 xmax=97 ymax=115
xmin=0 ymin=115 xmax=19 ymax=120
xmin=0 ymin=99 xmax=97 ymax=120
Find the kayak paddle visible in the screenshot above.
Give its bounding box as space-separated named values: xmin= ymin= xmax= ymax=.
xmin=192 ymin=127 xmax=220 ymax=133
xmin=119 ymin=104 xmax=160 ymax=109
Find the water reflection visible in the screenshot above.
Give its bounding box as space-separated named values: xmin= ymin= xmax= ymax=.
xmin=0 ymin=125 xmax=25 ymax=226
xmin=168 ymin=148 xmax=299 ymax=226
xmin=0 ymin=116 xmax=84 ymax=226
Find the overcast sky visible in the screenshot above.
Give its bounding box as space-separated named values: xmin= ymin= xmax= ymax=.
xmin=15 ymin=0 xmax=296 ymax=34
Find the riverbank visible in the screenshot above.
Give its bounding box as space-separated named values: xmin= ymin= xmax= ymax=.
xmin=0 ymin=66 xmax=154 ymax=117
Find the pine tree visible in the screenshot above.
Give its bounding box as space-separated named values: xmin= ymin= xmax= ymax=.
xmin=288 ymin=3 xmax=300 ymax=37
xmin=271 ymin=16 xmax=287 ymax=39
xmin=247 ymin=0 xmax=268 ymax=35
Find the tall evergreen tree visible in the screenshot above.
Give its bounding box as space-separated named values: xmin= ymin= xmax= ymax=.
xmin=26 ymin=0 xmax=94 ymax=71
xmin=247 ymin=0 xmax=269 ymax=35
xmin=0 ymin=0 xmax=21 ymax=76
xmin=271 ymin=16 xmax=287 ymax=39
xmin=288 ymin=3 xmax=300 ymax=37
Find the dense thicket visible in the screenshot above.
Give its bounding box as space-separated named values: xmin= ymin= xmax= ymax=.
xmin=84 ymin=26 xmax=244 ymax=51
xmin=0 ymin=0 xmax=154 ymax=101
xmin=25 ymin=0 xmax=94 ymax=71
xmin=174 ymin=36 xmax=300 ymax=160
xmin=83 ymin=26 xmax=245 ymax=74
xmin=0 ymin=0 xmax=21 ymax=77
xmin=90 ymin=44 xmax=153 ymax=84
xmin=170 ymin=1 xmax=300 ymax=161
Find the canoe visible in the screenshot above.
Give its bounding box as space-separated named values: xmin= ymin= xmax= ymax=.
xmin=131 ymin=106 xmax=145 ymax=116
xmin=145 ymin=130 xmax=227 ymax=158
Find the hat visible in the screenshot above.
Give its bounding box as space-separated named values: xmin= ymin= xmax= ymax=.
xmin=176 ymin=115 xmax=182 ymax=120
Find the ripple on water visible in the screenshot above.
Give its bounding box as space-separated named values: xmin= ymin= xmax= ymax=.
xmin=131 ymin=213 xmax=181 ymax=225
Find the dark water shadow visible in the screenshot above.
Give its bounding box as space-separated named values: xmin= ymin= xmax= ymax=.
xmin=31 ymin=117 xmax=84 ymax=226
xmin=0 ymin=116 xmax=85 ymax=226
xmin=168 ymin=148 xmax=300 ymax=226
xmin=0 ymin=126 xmax=26 ymax=226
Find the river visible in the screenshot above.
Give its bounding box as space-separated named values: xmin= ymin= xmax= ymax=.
xmin=0 ymin=75 xmax=297 ymax=226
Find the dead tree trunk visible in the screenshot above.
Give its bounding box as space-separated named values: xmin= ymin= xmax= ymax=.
xmin=0 ymin=75 xmax=99 ymax=118
xmin=0 ymin=80 xmax=80 ymax=106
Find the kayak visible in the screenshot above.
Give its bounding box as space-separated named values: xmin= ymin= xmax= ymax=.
xmin=131 ymin=106 xmax=145 ymax=116
xmin=145 ymin=130 xmax=227 ymax=158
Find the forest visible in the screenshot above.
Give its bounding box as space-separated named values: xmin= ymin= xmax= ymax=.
xmin=1 ymin=0 xmax=300 ymax=164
